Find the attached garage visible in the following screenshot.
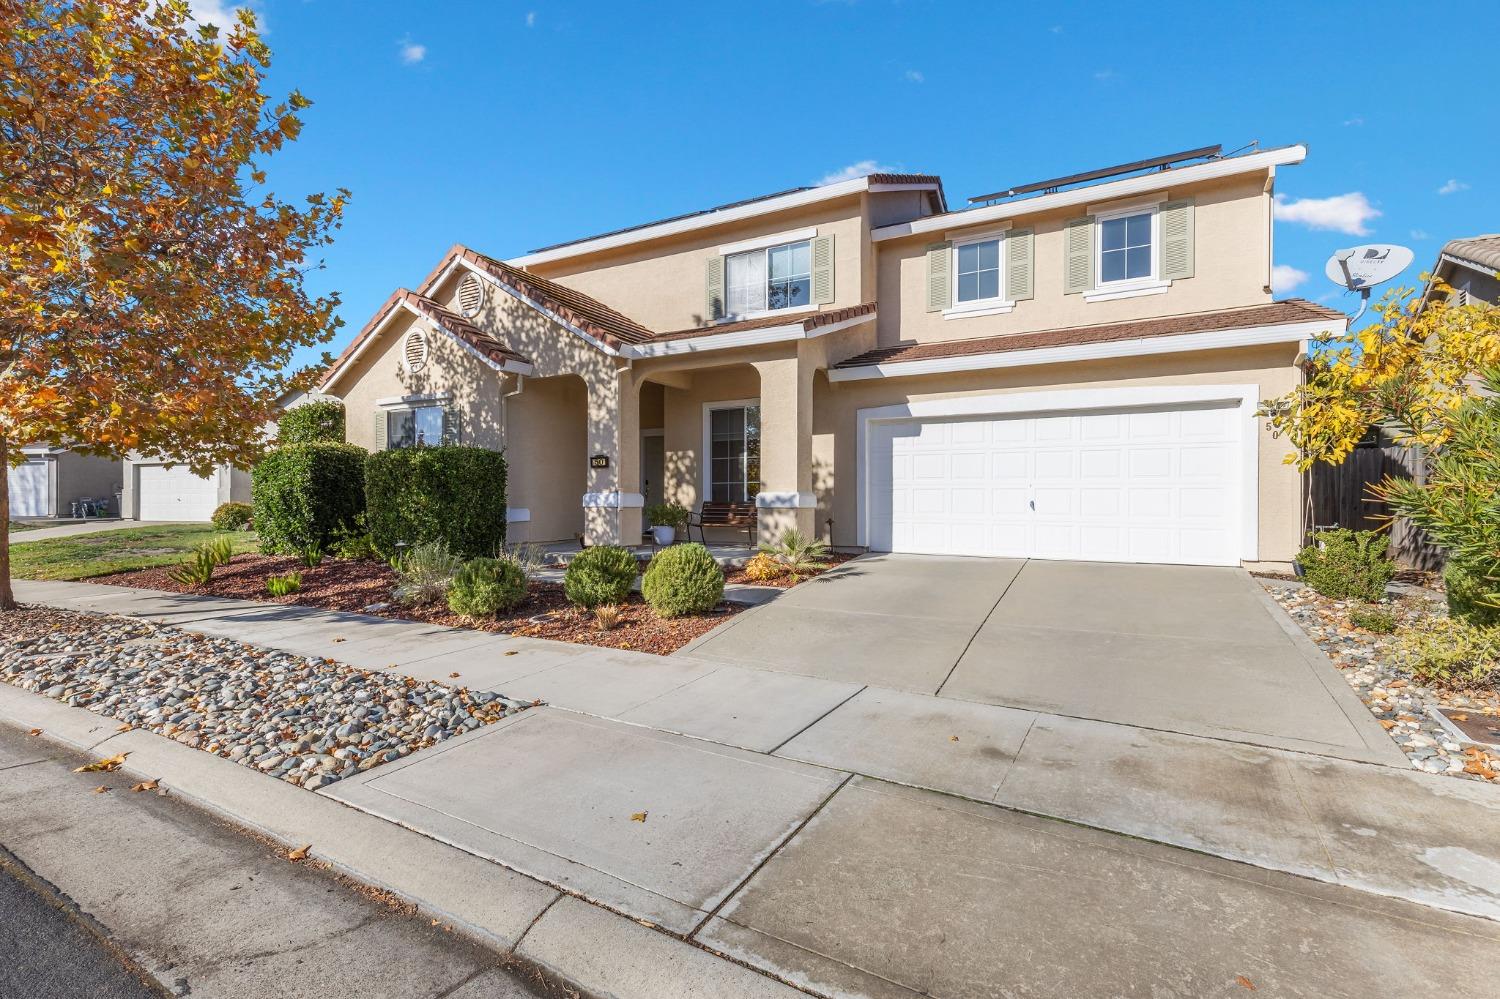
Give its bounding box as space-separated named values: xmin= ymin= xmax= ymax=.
xmin=5 ymin=448 xmax=123 ymax=519
xmin=8 ymin=461 xmax=50 ymax=517
xmin=133 ymin=464 xmax=225 ymax=521
xmin=859 ymin=387 xmax=1258 ymax=567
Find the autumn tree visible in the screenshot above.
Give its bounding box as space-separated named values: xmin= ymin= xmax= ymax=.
xmin=1263 ymin=284 xmax=1500 ymax=609
xmin=0 ymin=0 xmax=347 ymax=608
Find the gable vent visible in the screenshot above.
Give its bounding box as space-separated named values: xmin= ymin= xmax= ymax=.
xmin=457 ymin=272 xmax=485 ymax=318
xmin=403 ymin=327 xmax=429 ymax=372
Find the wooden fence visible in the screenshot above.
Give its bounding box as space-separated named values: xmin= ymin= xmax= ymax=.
xmin=1310 ymin=446 xmax=1446 ymax=569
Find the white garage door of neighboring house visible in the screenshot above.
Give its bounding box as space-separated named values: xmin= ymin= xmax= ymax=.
xmin=868 ymin=402 xmax=1245 ymax=567
xmin=136 ymin=465 xmax=220 ymax=522
xmin=9 ymin=461 xmax=49 ymax=518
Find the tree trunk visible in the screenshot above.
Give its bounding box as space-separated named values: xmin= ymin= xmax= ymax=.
xmin=0 ymin=433 xmax=13 ymax=611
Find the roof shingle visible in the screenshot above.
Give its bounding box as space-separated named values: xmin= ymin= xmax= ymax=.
xmin=1441 ymin=234 xmax=1500 ymax=274
xmin=833 ymin=299 xmax=1346 ymax=369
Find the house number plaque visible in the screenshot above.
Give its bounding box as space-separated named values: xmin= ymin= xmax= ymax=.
xmin=590 ymin=454 xmax=610 ymax=469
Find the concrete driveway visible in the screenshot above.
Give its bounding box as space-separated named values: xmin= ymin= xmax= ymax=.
xmin=685 ymin=554 xmax=1401 ymax=763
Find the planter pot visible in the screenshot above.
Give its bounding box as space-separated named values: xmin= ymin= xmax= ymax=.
xmin=651 ymin=525 xmax=676 ymax=546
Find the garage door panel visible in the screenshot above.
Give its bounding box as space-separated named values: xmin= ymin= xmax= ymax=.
xmin=137 ymin=465 xmax=219 ymax=521
xmin=9 ymin=462 xmax=49 ymax=518
xmin=870 ymin=401 xmax=1242 ymax=567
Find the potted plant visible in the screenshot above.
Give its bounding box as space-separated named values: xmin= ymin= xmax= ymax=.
xmin=645 ymin=502 xmax=688 ymax=546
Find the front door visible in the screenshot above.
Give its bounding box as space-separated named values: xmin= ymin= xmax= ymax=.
xmin=641 ymin=432 xmax=665 ymax=507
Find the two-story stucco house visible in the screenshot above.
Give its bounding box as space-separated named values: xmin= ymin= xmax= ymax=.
xmin=319 ymin=143 xmax=1346 ymax=569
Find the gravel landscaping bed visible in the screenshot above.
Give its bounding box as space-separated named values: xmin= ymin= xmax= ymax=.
xmin=1265 ymin=582 xmax=1500 ymax=781
xmin=94 ymin=553 xmax=741 ymax=655
xmin=1 ymin=605 xmax=530 ymax=791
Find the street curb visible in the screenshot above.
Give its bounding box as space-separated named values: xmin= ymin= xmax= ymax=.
xmin=0 ymin=681 xmax=811 ymax=999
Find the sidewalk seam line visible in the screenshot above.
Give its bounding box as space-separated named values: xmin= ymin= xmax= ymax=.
xmin=510 ymin=892 xmax=563 ymax=953
xmin=935 ymin=559 xmax=1028 ymax=697
xmin=766 ymin=685 xmax=868 ymax=756
xmin=990 ymin=712 xmax=1037 ymax=803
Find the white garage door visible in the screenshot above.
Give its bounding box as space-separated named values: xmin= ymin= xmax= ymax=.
xmin=868 ymin=403 xmax=1244 ymax=566
xmin=137 ymin=465 xmax=220 ymax=522
xmin=8 ymin=461 xmax=49 ymax=518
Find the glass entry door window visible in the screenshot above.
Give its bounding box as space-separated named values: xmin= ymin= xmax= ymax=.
xmin=709 ymin=405 xmax=761 ymax=503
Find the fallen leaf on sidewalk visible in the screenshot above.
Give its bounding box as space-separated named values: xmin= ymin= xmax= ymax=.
xmin=92 ymin=785 xmax=111 ymax=794
xmin=332 ymin=637 xmax=346 ymax=643
xmin=131 ymin=779 xmax=159 ymax=793
xmin=1378 ymin=720 xmax=1397 ymax=730
xmin=449 ymin=672 xmax=461 ymax=679
xmin=28 ymin=728 xmax=42 ymax=737
xmin=504 ymin=651 xmax=519 ymax=657
xmin=74 ymin=752 xmax=129 ymax=773
xmin=631 ymin=811 xmax=648 ymax=823
xmin=288 ymin=844 xmax=312 ymax=862
xmin=950 ymin=735 xmax=960 ymax=742
xmin=1236 ymin=976 xmax=1257 ymax=991
xmin=116 ymin=723 xmax=132 ymax=732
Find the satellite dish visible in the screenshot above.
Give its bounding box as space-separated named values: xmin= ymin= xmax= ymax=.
xmin=1323 ymin=243 xmax=1414 ymax=321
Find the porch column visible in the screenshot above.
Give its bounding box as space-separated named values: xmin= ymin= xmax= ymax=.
xmin=750 ymin=355 xmax=816 ymax=545
xmin=582 ymin=366 xmax=643 ymax=546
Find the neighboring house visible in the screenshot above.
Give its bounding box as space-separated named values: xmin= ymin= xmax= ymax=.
xmin=6 ymin=445 xmax=123 ymax=519
xmin=1420 ymin=234 xmax=1500 ymax=309
xmin=121 ymin=456 xmax=250 ymax=522
xmin=320 ymin=143 xmax=1346 ymax=569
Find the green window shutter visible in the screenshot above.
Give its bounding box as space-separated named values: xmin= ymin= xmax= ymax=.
xmin=810 ymin=234 xmax=835 ymax=304
xmin=372 ymin=410 xmax=387 ymax=451
xmin=924 ymin=241 xmax=952 ymax=312
xmin=705 ymin=255 xmax=725 ymax=321
xmin=1004 ymin=229 xmax=1034 ymax=302
xmin=1160 ymin=199 xmax=1195 ymax=280
xmin=442 ymin=408 xmax=462 ymax=446
xmin=1063 ymin=217 xmax=1093 ymax=294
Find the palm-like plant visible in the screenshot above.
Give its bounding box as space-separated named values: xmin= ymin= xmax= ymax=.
xmin=759 ymin=528 xmax=830 ymax=579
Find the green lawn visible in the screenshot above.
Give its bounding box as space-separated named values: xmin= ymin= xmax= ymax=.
xmin=7 ymin=521 xmax=38 ymax=533
xmin=9 ymin=525 xmax=260 ymax=581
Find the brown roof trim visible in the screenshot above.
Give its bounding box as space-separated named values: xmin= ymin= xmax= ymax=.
xmin=833 ymin=299 xmax=1346 ymax=369
xmin=453 ymin=247 xmax=656 ymax=349
xmin=654 ymin=302 xmax=876 ymax=342
xmin=319 ymin=288 xmax=531 ymax=390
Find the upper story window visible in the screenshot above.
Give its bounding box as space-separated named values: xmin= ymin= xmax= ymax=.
xmin=725 ymin=240 xmax=811 ymax=316
xmin=1098 ymin=211 xmax=1154 ymax=285
xmin=955 ymin=237 xmax=1002 ymax=304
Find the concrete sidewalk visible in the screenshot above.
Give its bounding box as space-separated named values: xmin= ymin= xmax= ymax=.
xmin=7 ymin=520 xmax=184 ymax=543
xmin=9 ymin=578 xmax=1500 ymax=997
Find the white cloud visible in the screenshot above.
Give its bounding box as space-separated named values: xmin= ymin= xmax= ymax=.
xmin=1438 ymin=178 xmax=1469 ymax=195
xmin=816 ymin=160 xmax=898 ymax=186
xmin=1049 ymin=24 xmax=1064 ymax=33
xmin=184 ymin=0 xmax=247 ymax=34
xmin=1273 ymin=192 xmax=1380 ymax=236
xmin=1410 ymin=228 xmax=1431 ymax=240
xmin=1271 ymin=264 xmax=1309 ymax=293
xmin=1093 ymin=68 xmax=1117 ymax=81
xmin=1342 ymin=115 xmax=1364 ymax=127
xmin=399 ymin=38 xmax=427 ymax=64
xmin=525 ymin=11 xmax=536 ymax=27
xmin=903 ymin=69 xmax=924 ymax=83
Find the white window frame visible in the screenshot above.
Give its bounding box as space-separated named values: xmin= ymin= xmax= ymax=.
xmin=1086 ymin=195 xmax=1170 ymax=302
xmin=384 ymin=403 xmax=445 ymax=450
xmin=720 ymin=238 xmax=816 ymax=322
xmin=944 ymin=226 xmax=1015 ymax=319
xmin=700 ymin=399 xmax=761 ymax=505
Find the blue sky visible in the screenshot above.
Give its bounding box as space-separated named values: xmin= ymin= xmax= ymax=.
xmin=207 ymin=0 xmax=1498 ymax=371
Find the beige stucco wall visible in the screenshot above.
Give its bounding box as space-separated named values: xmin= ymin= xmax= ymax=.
xmin=504 ymin=375 xmax=587 ymax=543
xmin=876 ymin=173 xmax=1273 ymax=349
xmin=811 ymin=345 xmax=1304 ymax=564
xmin=528 ymin=194 xmax=872 ymax=333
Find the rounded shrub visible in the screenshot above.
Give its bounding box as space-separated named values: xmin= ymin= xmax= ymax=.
xmin=252 ymin=442 xmax=366 ymax=555
xmin=1296 ymin=529 xmax=1395 ymax=602
xmin=211 ymin=501 xmax=254 ymax=532
xmin=277 ymin=399 xmax=346 ymax=444
xmin=563 ymin=545 xmax=638 ymax=609
xmin=1443 ymin=558 xmax=1500 ymax=626
xmin=742 ymin=551 xmax=785 ymax=583
xmin=642 ymin=543 xmax=724 ymax=618
xmin=365 ymin=446 xmax=508 ymax=559
xmin=448 ymin=557 xmax=528 ymax=618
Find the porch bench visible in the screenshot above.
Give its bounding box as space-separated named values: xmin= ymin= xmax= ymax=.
xmin=688 ymin=501 xmax=758 ymax=544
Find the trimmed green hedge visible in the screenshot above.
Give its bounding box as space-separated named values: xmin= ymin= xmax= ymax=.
xmin=251 ymin=443 xmax=366 ymax=554
xmin=277 ymin=399 xmax=346 ymax=444
xmin=1296 ymin=529 xmax=1395 ymax=602
xmin=563 ymin=545 xmax=637 ymax=608
xmin=365 ymin=446 xmax=508 ymax=558
xmin=642 ymin=543 xmax=724 ymax=617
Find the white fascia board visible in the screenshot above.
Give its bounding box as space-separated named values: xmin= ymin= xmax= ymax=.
xmin=718 ymin=226 xmax=818 ymax=256
xmin=872 ymin=146 xmax=1308 ymax=243
xmin=506 ymin=176 xmax=922 ymax=267
xmin=319 ymin=301 xmax=412 ymax=393
xmin=624 ymin=310 xmax=874 ymax=358
xmin=827 ymin=317 xmax=1340 ymax=383
xmin=457 ymin=258 xmax=621 ymax=357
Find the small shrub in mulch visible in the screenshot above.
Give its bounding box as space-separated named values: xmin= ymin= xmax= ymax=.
xmin=563 ymin=545 xmax=637 ymax=609
xmin=448 ymin=557 xmax=527 ymax=618
xmin=211 ymin=501 xmax=253 ymax=532
xmin=642 ymin=543 xmax=724 ymax=618
xmin=1296 ymin=529 xmax=1395 ymax=602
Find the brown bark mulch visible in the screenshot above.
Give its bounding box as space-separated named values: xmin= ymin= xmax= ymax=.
xmin=92 ymin=554 xmax=740 ymax=656
xmin=720 ymin=552 xmax=860 ymax=588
